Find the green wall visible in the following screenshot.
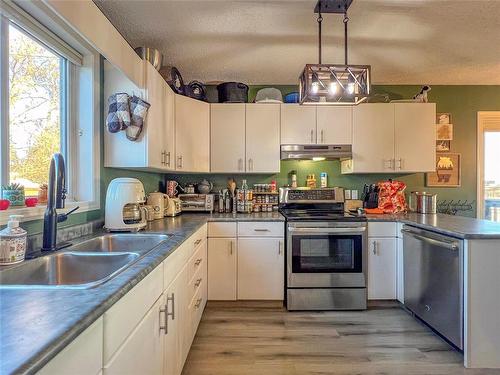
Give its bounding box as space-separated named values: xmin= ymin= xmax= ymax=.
xmin=19 ymin=84 xmax=500 ymax=234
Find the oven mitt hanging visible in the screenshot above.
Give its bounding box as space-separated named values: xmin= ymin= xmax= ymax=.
xmin=127 ymin=95 xmax=151 ymax=141
xmin=106 ymin=93 xmax=131 ymax=133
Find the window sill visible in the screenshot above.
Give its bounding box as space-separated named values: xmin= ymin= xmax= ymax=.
xmin=0 ymin=201 xmax=99 ymax=226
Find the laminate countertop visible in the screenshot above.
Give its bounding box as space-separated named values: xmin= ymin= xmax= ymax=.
xmin=365 ymin=212 xmax=500 ymax=239
xmin=1 ymin=211 xmax=499 ymax=374
xmin=0 ymin=213 xmax=284 ymax=375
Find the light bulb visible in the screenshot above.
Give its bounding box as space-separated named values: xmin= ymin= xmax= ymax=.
xmin=328 ymin=82 xmax=338 ymax=95
xmin=347 ymin=82 xmax=355 ymax=95
xmin=311 ymin=81 xmax=319 ymax=94
xmin=312 ymin=157 xmax=326 ymax=161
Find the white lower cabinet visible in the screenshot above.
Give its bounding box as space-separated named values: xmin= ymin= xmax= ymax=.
xmin=38 ymin=317 xmax=103 ymax=375
xmin=103 ymin=298 xmax=164 ymax=375
xmin=368 ymin=237 xmax=397 ymax=300
xmin=237 ymin=238 xmax=284 ymax=300
xmin=208 ymin=238 xmax=237 ymax=300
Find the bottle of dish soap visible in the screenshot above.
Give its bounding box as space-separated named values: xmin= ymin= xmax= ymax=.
xmin=0 ymin=215 xmax=27 ymax=265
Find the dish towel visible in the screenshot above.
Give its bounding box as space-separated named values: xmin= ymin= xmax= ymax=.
xmin=106 ymin=93 xmax=131 ymax=133
xmin=127 ymin=95 xmax=151 ymax=141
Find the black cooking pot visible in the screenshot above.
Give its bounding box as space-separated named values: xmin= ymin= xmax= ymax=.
xmin=217 ymin=82 xmax=249 ymax=103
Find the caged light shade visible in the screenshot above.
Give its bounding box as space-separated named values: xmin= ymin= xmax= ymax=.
xmin=299 ymin=64 xmax=371 ymax=105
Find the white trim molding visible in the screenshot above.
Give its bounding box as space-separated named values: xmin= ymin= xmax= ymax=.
xmin=476 ymin=111 xmax=500 ymax=219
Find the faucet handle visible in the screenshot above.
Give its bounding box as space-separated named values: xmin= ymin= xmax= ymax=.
xmin=57 ymin=206 xmax=80 ymax=223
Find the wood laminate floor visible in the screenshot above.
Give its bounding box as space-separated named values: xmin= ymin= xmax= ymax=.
xmin=182 ymin=301 xmax=500 ymax=375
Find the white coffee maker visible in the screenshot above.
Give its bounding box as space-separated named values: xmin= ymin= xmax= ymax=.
xmin=104 ymin=178 xmax=147 ymax=231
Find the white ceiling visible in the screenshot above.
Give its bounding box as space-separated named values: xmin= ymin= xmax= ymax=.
xmin=94 ymin=0 xmax=500 ymax=85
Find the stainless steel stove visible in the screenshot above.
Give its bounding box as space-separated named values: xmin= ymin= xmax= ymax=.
xmin=279 ymin=187 xmax=367 ymax=311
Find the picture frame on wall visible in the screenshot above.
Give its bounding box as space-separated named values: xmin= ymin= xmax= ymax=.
xmin=426 ymin=153 xmax=461 ymax=187
xmin=436 ymin=113 xmax=453 ymax=140
xmin=436 ymin=140 xmax=451 ymax=152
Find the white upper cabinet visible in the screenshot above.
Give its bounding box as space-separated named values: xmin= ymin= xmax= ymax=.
xmin=343 ymin=103 xmax=395 ymax=173
xmin=316 ymin=106 xmax=352 ymax=144
xmin=211 ymin=104 xmax=246 ymax=173
xmin=245 ymin=104 xmax=281 ymax=173
xmin=280 ymin=104 xmax=317 ymax=144
xmin=175 ymin=95 xmax=210 ymax=172
xmin=144 ymin=62 xmax=166 ymax=170
xmin=394 ymin=103 xmax=436 ymax=172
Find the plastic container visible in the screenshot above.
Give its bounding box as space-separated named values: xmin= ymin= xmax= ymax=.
xmin=0 ymin=215 xmax=27 ymax=265
xmin=284 ymin=92 xmax=300 ymax=103
xmin=320 ymin=172 xmax=328 ymax=188
xmin=255 ymin=88 xmax=283 ymax=103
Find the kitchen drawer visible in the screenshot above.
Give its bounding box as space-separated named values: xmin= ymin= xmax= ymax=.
xmin=163 ymin=241 xmax=190 ymax=289
xmin=208 ymin=222 xmax=237 ymax=237
xmin=188 ymin=224 xmax=208 ymax=256
xmin=188 ymin=239 xmax=207 ymax=284
xmin=189 ymin=278 xmax=207 ymax=340
xmin=103 ymin=264 xmax=163 ymax=363
xmin=238 ymin=221 xmax=284 ymax=237
xmin=368 ymin=222 xmax=397 ymax=237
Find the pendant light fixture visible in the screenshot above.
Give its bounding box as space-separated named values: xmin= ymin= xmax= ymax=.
xmin=299 ymin=0 xmax=371 ymax=105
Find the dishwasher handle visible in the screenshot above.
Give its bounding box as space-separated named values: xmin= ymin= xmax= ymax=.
xmin=402 ymin=228 xmax=459 ymax=251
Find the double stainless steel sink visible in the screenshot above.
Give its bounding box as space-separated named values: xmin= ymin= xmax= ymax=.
xmin=0 ymin=234 xmax=169 ymax=289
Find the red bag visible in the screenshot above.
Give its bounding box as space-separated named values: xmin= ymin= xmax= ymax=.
xmin=377 ymin=180 xmax=407 ymax=214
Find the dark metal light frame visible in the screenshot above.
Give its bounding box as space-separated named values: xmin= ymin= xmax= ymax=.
xmin=299 ymin=0 xmax=371 ymax=105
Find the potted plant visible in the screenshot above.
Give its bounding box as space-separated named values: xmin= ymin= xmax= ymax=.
xmin=1 ymin=183 xmax=25 ymax=207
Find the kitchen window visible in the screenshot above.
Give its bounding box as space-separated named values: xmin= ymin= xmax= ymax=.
xmin=0 ymin=1 xmax=101 ymax=224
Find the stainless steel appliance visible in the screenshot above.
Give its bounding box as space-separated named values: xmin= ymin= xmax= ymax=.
xmin=178 ymin=194 xmax=214 ymax=212
xmin=279 ymin=187 xmax=368 ymax=311
xmin=409 ymin=191 xmax=437 ymax=214
xmin=403 ymin=225 xmax=463 ymax=349
xmin=280 ymin=144 xmax=352 ymax=160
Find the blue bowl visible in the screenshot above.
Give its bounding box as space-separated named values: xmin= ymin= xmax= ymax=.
xmin=284 ymin=92 xmax=300 ymax=103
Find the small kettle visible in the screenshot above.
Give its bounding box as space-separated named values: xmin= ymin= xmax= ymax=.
xmin=197 ymin=179 xmax=213 ymax=194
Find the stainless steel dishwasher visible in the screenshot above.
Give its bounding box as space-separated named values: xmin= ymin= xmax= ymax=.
xmin=402 ymin=225 xmax=463 ymax=350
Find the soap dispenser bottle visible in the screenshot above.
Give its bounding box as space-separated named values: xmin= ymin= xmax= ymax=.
xmin=0 ymin=215 xmax=27 ymax=265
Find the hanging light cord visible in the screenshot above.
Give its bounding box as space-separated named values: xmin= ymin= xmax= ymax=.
xmin=318 ymin=9 xmax=323 ymax=64
xmin=343 ymin=11 xmax=349 ymax=65
xmin=343 ymin=9 xmax=349 ymax=65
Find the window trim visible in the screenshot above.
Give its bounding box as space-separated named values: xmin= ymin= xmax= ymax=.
xmin=476 ymin=111 xmax=500 ymax=219
xmin=0 ymin=2 xmax=101 ymax=226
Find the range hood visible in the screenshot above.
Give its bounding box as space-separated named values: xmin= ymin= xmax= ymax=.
xmin=280 ymin=144 xmax=352 ymax=160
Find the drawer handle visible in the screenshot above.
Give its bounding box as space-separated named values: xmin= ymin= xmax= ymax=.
xmin=159 ymin=306 xmax=167 ymax=334
xmin=167 ymin=293 xmax=175 ymax=321
xmin=195 ymin=298 xmax=202 ymax=309
xmin=254 ymin=229 xmax=270 ymax=232
xmin=195 ymin=258 xmax=202 ymax=266
xmin=194 ymin=239 xmax=202 ymax=246
xmin=195 ymin=278 xmax=202 ymax=287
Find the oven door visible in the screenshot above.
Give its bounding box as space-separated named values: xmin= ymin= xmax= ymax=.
xmin=287 ymin=223 xmax=367 ymax=288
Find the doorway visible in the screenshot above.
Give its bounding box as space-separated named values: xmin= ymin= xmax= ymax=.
xmin=477 ymin=112 xmax=500 ymax=221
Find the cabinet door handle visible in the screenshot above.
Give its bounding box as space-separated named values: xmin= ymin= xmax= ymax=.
xmin=167 ymin=293 xmax=175 ymax=321
xmin=278 ymin=240 xmax=283 ymax=255
xmin=166 ymin=151 xmax=171 ymax=167
xmin=177 ymin=155 xmax=183 ymax=169
xmin=254 ymin=228 xmax=270 ymax=232
xmin=310 ymin=129 xmax=314 ymax=143
xmin=159 ymin=306 xmax=167 ymax=334
xmin=229 ymin=240 xmax=234 ymax=255
xmin=384 ymin=159 xmax=394 ymax=170
xmin=248 ymin=158 xmax=253 ymax=171
xmin=194 ymin=239 xmax=202 ymax=246
xmin=161 ymin=151 xmax=165 ymax=164
xmin=195 ymin=258 xmax=202 ymax=266
xmin=195 ymin=278 xmax=202 ymax=287
xmin=238 ymin=158 xmax=243 ymax=171
xmin=396 ymin=158 xmax=402 ymax=170
xmin=372 ymin=240 xmax=377 ymax=255
xmin=320 ymin=130 xmax=324 ymax=143
xmin=195 ymin=298 xmax=202 ymax=309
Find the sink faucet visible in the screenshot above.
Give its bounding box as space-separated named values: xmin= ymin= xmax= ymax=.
xmin=42 ymin=153 xmax=79 ymax=251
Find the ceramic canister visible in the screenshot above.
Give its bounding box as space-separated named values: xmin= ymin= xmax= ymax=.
xmin=147 ymin=192 xmax=166 ymax=219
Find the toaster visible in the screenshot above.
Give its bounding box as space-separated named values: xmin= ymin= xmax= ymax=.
xmin=178 ymin=194 xmax=214 ymax=212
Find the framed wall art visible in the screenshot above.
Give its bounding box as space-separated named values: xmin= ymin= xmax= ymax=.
xmin=426 ymin=153 xmax=461 ymax=187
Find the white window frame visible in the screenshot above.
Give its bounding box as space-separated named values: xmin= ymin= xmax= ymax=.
xmin=0 ymin=1 xmax=100 ymax=225
xmin=476 ymin=111 xmax=500 ymax=219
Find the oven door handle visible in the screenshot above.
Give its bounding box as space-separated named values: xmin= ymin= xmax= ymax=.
xmin=288 ymin=227 xmax=366 ymax=234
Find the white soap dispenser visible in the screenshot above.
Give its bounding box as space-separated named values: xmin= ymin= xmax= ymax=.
xmin=0 ymin=215 xmax=27 ymax=265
